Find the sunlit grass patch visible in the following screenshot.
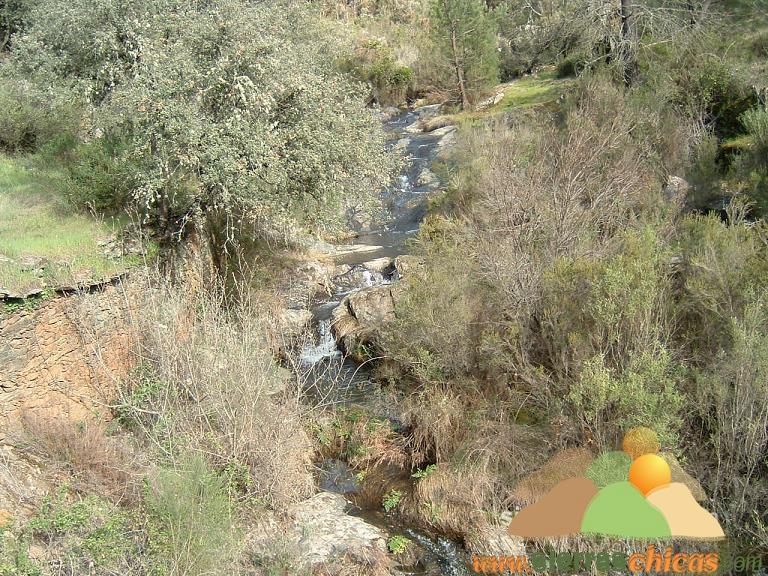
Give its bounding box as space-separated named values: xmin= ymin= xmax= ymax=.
xmin=495 ymin=69 xmax=568 ymax=111
xmin=0 ymin=155 xmax=138 ymax=295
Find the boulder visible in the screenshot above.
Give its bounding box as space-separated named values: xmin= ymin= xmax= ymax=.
xmin=279 ymin=309 xmax=313 ymax=341
xmin=248 ymin=493 xmax=389 ymax=573
xmin=663 ymin=175 xmax=691 ymax=205
xmin=431 ymin=125 xmax=457 ymax=138
xmin=347 ymin=286 xmax=396 ymax=328
xmin=288 ymin=492 xmax=388 ymax=565
xmin=394 ymin=137 xmax=410 ymax=152
xmin=331 ymin=302 xmax=363 ymax=354
xmin=416 ymin=168 xmax=439 ymax=188
xmin=421 ymin=115 xmax=455 ymax=133
xmin=362 ymin=257 xmax=393 ymax=274
xmin=331 ymin=285 xmax=398 ymax=354
xmin=18 ymin=256 xmax=47 ymax=272
xmin=476 ymin=92 xmax=505 ymax=111
xmin=380 ymin=106 xmax=402 ymax=122
xmin=264 ymin=366 xmax=293 ymax=396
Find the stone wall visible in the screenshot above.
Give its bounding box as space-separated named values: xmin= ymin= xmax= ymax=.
xmin=0 ymin=281 xmax=136 ymax=443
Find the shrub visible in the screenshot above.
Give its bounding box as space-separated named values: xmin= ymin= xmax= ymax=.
xmin=692 ymin=299 xmax=768 ymax=549
xmin=20 ymin=414 xmax=135 ymax=499
xmin=145 ymin=456 xmax=239 ymax=576
xmin=66 ymin=137 xmax=135 ymax=213
xmin=741 ymin=108 xmax=768 ymax=162
xmin=568 ymin=349 xmax=684 ymax=450
xmin=674 ymin=56 xmax=758 ymax=140
xmin=345 ymin=38 xmax=415 ymax=104
xmin=0 ymin=79 xmax=78 ymax=154
xmin=675 ymin=214 xmax=768 ymax=357
xmin=123 ymin=280 xmax=315 ymax=507
xmin=382 ymin=489 xmax=403 ymax=512
xmin=386 ymin=535 xmax=410 ymax=554
xmin=750 ymin=29 xmax=768 ymax=58
xmin=0 ymin=532 xmax=40 ymax=576
xmin=27 ymin=490 xmax=137 ymax=572
xmin=734 ymin=107 xmax=768 ymax=210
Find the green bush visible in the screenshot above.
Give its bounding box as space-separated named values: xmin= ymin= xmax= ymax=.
xmin=675 ymin=56 xmax=758 ymax=140
xmin=676 ymin=214 xmax=768 ymax=357
xmin=693 ymin=299 xmax=768 ymax=550
xmin=66 ymin=137 xmax=135 ymax=213
xmin=568 ymin=349 xmax=684 ymax=449
xmin=387 ymin=534 xmax=410 ymax=554
xmin=27 ymin=490 xmax=136 ymax=571
xmin=0 ymin=532 xmax=40 ymax=576
xmin=0 ymin=79 xmax=78 ymax=154
xmin=146 ymin=456 xmax=239 ymax=576
xmin=741 ymin=108 xmax=768 ymax=164
xmin=556 ymin=54 xmax=586 ymax=79
xmin=382 ymin=489 xmax=403 ymax=512
xmin=750 ymin=29 xmax=768 ymax=58
xmin=345 ymin=38 xmax=414 ymax=104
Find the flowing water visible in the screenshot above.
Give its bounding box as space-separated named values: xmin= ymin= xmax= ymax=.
xmin=299 ymin=106 xmax=471 ymax=575
xmin=299 ymin=104 xmax=452 ymax=407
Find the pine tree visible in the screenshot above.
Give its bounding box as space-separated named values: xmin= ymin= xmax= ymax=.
xmin=429 ymin=0 xmax=499 ymax=109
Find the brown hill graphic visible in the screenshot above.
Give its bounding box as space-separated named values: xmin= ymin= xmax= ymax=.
xmin=646 ymin=483 xmax=725 ymax=540
xmin=507 ymin=477 xmax=598 ymax=538
xmin=511 ymin=447 xmax=594 ymax=505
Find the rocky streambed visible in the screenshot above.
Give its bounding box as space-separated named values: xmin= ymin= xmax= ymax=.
xmin=288 ymin=106 xmax=477 ymax=575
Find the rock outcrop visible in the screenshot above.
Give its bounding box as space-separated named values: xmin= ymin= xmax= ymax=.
xmin=0 ymin=283 xmax=136 ymax=444
xmin=331 ymin=285 xmax=398 ymax=354
xmin=288 ymin=492 xmax=388 ymax=565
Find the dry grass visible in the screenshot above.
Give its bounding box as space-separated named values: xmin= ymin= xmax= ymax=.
xmin=20 ymin=413 xmax=140 ymax=503
xmin=122 ymin=279 xmax=316 ymax=508
xmin=510 ymin=447 xmax=594 ymax=506
xmin=313 ymin=548 xmax=391 ymax=576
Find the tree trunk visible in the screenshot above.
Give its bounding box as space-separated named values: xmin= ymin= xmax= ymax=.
xmin=450 ymin=22 xmax=470 ymax=109
xmin=619 ymin=0 xmax=637 ymax=85
xmin=443 ymin=0 xmax=470 ymax=110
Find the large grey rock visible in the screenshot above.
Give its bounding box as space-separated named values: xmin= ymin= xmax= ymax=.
xmin=362 ymin=257 xmax=394 ymax=274
xmin=475 ymin=92 xmax=505 ymax=111
xmin=421 ymin=115 xmax=455 ymax=133
xmin=663 ymin=175 xmax=691 ymax=205
xmin=348 ymin=286 xmax=396 ymax=328
xmin=431 ymin=125 xmax=457 ymax=138
xmin=331 ymin=285 xmax=398 ymax=354
xmin=280 ymin=308 xmax=313 ymax=340
xmin=416 ymin=168 xmax=439 ymax=188
xmin=288 ymin=492 xmax=387 ymax=565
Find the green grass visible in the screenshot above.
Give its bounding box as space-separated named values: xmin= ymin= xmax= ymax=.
xmin=496 ymin=68 xmax=567 ymax=111
xmin=451 ymin=68 xmax=572 ymax=127
xmin=0 ymin=155 xmax=138 ymax=295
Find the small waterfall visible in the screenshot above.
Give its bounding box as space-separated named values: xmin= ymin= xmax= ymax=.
xmin=299 ymin=319 xmax=340 ymax=366
xmin=402 ymin=530 xmax=472 ymax=576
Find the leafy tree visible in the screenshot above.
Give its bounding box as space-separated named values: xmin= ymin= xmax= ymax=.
xmin=11 ymin=0 xmax=396 ymax=280
xmin=0 ymin=0 xmax=28 ymax=51
xmin=428 ymin=0 xmax=499 ymax=109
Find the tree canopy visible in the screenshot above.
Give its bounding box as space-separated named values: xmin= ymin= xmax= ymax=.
xmin=7 ymin=0 xmax=396 ymax=274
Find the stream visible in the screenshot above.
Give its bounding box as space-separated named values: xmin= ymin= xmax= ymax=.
xmin=298 ymin=106 xmax=472 ymax=575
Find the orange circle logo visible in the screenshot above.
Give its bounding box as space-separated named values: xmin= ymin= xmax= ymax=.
xmin=629 ymin=453 xmax=671 ymax=495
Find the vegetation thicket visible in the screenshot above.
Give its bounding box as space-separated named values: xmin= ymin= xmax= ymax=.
xmin=1 ymin=0 xmax=767 ymax=573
